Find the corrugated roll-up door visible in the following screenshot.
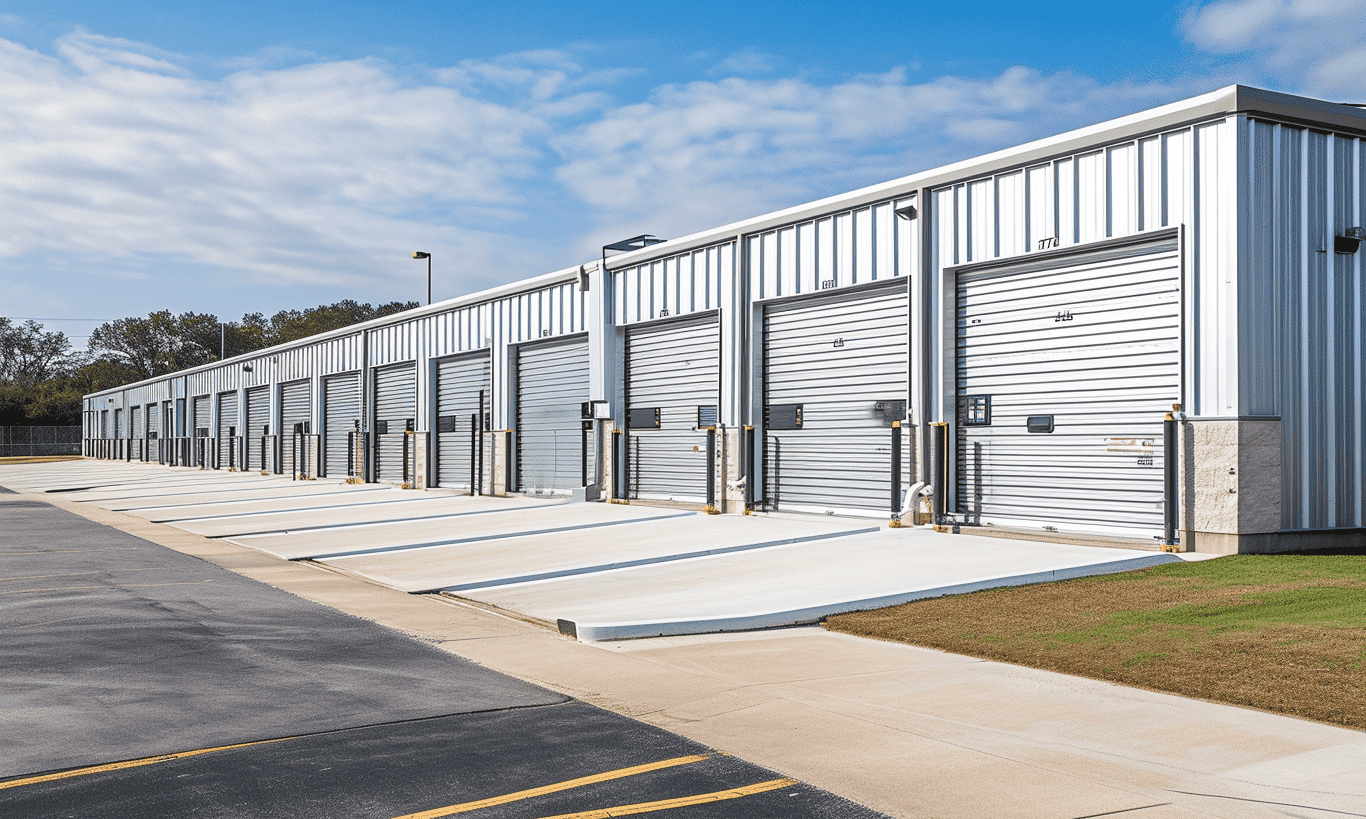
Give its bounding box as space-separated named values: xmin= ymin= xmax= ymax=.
xmin=373 ymin=363 xmax=416 ymax=484
xmin=517 ymin=335 xmax=590 ymax=492
xmin=114 ymin=408 xmax=125 ymax=439
xmin=191 ymin=395 xmax=211 ymax=466
xmin=146 ymin=404 xmax=159 ymax=440
xmin=626 ymin=313 xmax=720 ymax=502
xmin=217 ymin=391 xmax=239 ymax=469
xmin=435 ymin=352 xmax=491 ymax=489
xmin=955 ymin=234 xmax=1180 ymax=539
xmin=279 ymin=380 xmax=312 ymax=476
xmin=244 ymin=387 xmax=269 ymax=471
xmin=130 ymin=406 xmax=143 ymax=440
xmin=763 ymin=280 xmax=911 ymax=515
xmin=100 ymin=410 xmax=108 ymax=438
xmin=323 ymin=373 xmax=361 ymax=479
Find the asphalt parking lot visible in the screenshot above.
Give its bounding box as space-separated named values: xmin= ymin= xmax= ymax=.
xmin=0 ymin=491 xmax=884 ymax=818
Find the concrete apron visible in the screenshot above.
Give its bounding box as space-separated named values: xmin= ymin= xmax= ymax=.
xmin=16 ymin=482 xmax=1364 ymax=819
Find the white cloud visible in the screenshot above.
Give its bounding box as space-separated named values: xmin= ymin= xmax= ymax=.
xmin=1181 ymin=0 xmax=1366 ymax=98
xmin=553 ymin=67 xmax=1189 ymax=252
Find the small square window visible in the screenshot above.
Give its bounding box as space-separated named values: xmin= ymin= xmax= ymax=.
xmin=961 ymin=395 xmax=991 ymax=426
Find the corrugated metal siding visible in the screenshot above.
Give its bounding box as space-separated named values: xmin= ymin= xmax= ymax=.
xmin=516 ymin=335 xmax=590 ymax=492
xmin=323 ymin=373 xmax=361 ymax=479
xmin=146 ymin=404 xmax=159 ymax=439
xmin=434 ymin=352 xmax=491 ymax=489
xmin=1244 ymin=120 xmax=1366 ymax=530
xmin=614 ymin=242 xmax=734 ymax=325
xmin=930 ymin=120 xmax=1234 ymax=422
xmin=762 ymin=281 xmax=911 ymax=514
xmin=217 ymin=391 xmax=240 ymax=468
xmin=955 ymin=235 xmax=1181 ymax=538
xmin=626 ymin=313 xmax=720 ymax=502
xmin=373 ymin=363 xmax=416 ymax=483
xmin=747 ymin=201 xmax=913 ymax=301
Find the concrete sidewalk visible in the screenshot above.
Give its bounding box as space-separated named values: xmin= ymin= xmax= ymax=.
xmin=14 ymin=480 xmax=1362 ymax=819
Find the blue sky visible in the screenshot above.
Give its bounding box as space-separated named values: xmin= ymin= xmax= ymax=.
xmin=2 ymin=0 xmax=1364 ymax=349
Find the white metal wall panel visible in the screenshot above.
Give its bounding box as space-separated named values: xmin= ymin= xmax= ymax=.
xmin=217 ymin=391 xmax=240 ymax=469
xmin=955 ymin=235 xmax=1181 ymax=538
xmin=626 ymin=313 xmax=720 ymax=502
xmin=323 ymin=373 xmax=361 ymax=479
xmin=373 ymin=363 xmax=416 ymax=483
xmin=614 ymin=242 xmax=734 ymax=325
xmin=279 ymin=379 xmax=311 ymax=476
xmin=245 ymin=386 xmax=270 ymax=471
xmin=748 ymin=201 xmax=911 ymax=301
xmin=1244 ymin=120 xmax=1366 ymax=530
xmin=763 ymin=281 xmax=911 ymax=514
xmin=434 ymin=352 xmax=491 ymax=489
xmin=516 ymin=335 xmax=590 ymax=492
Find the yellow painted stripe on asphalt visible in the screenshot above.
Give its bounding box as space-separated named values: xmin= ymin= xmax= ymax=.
xmin=390 ymin=755 xmax=711 ymax=819
xmin=531 ymin=778 xmax=799 ymax=819
xmin=0 ymin=735 xmax=297 ymax=791
xmin=0 ymin=580 xmax=213 ymax=595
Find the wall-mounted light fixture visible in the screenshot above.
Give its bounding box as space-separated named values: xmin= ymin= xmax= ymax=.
xmin=601 ymin=234 xmax=666 ymax=274
xmin=242 ymin=364 xmax=253 ymax=373
xmin=1336 ymin=227 xmax=1365 ymax=254
xmin=894 ymin=204 xmax=917 ymax=220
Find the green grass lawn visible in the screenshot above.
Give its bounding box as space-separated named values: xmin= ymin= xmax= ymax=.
xmin=825 ymin=554 xmax=1366 ymax=729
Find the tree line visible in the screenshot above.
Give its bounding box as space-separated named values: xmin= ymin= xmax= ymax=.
xmin=0 ymin=300 xmax=418 ymax=426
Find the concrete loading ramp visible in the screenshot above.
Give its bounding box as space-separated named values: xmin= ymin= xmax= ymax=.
xmin=452 ymin=528 xmax=1185 ymax=641
xmin=318 ymin=514 xmax=878 ymax=593
xmin=81 ymin=480 xmax=366 ymax=510
xmin=231 ymin=502 xmax=691 ymax=562
xmin=132 ymin=483 xmax=406 ymax=522
xmin=169 ymin=494 xmax=553 ymax=538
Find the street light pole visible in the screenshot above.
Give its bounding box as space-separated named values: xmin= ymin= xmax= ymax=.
xmin=413 ymin=252 xmax=432 ymax=305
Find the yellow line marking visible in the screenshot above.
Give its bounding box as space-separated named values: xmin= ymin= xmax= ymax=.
xmin=390 ymin=755 xmax=711 ymax=819
xmin=0 ymin=580 xmax=213 ymax=595
xmin=0 ymin=568 xmax=169 ymax=582
xmin=0 ymin=547 xmax=141 ymax=557
xmin=0 ymin=735 xmax=297 ymax=790
xmin=531 ymin=778 xmax=799 ymax=819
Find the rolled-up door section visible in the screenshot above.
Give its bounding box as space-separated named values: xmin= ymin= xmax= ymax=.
xmin=625 ymin=313 xmax=720 ymax=502
xmin=435 ymin=352 xmax=491 ymax=489
xmin=323 ymin=373 xmax=361 ymax=479
xmin=516 ymin=335 xmax=590 ymax=492
xmin=245 ymin=386 xmax=269 ymax=471
xmin=954 ymin=234 xmax=1180 ymax=538
xmin=762 ymin=280 xmax=911 ymax=515
xmin=279 ymin=379 xmax=311 ymax=476
xmin=373 ymin=363 xmax=416 ymax=484
xmin=217 ymin=391 xmax=239 ymax=468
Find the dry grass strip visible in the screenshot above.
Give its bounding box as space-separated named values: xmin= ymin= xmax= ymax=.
xmin=826 ymin=554 xmax=1366 ymax=730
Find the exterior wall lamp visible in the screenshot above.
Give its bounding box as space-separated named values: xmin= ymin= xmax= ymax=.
xmin=413 ymin=251 xmax=432 ymax=304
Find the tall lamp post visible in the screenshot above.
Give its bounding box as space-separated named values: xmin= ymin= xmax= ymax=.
xmin=412 ymin=251 xmax=432 ymax=305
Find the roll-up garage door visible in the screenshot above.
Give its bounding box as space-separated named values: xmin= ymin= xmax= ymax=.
xmin=217 ymin=391 xmax=239 ymax=469
xmin=373 ymin=363 xmax=416 ymax=484
xmin=955 ymin=234 xmax=1180 ymax=539
xmin=131 ymin=406 xmax=144 ymax=440
xmin=626 ymin=313 xmax=719 ymax=502
xmin=244 ymin=387 xmax=269 ymax=472
xmin=763 ymin=280 xmax=911 ymax=515
xmin=323 ymin=373 xmax=361 ymax=479
xmin=146 ymin=404 xmax=159 ymax=440
xmin=516 ymin=335 xmax=590 ymax=492
xmin=279 ymin=380 xmax=311 ymax=477
xmin=435 ymin=352 xmax=491 ymax=489
xmin=191 ymin=395 xmax=211 ymax=466
xmin=114 ymin=408 xmax=125 ymax=439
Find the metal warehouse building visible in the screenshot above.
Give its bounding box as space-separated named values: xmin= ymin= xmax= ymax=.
xmin=84 ymin=85 xmax=1366 ymax=554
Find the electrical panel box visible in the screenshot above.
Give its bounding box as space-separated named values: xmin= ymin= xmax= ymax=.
xmin=766 ymin=403 xmax=803 ymax=430
xmin=629 ymin=407 xmax=661 ymax=429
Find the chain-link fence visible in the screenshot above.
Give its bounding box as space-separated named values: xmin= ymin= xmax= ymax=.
xmin=0 ymin=426 xmax=82 ymax=457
